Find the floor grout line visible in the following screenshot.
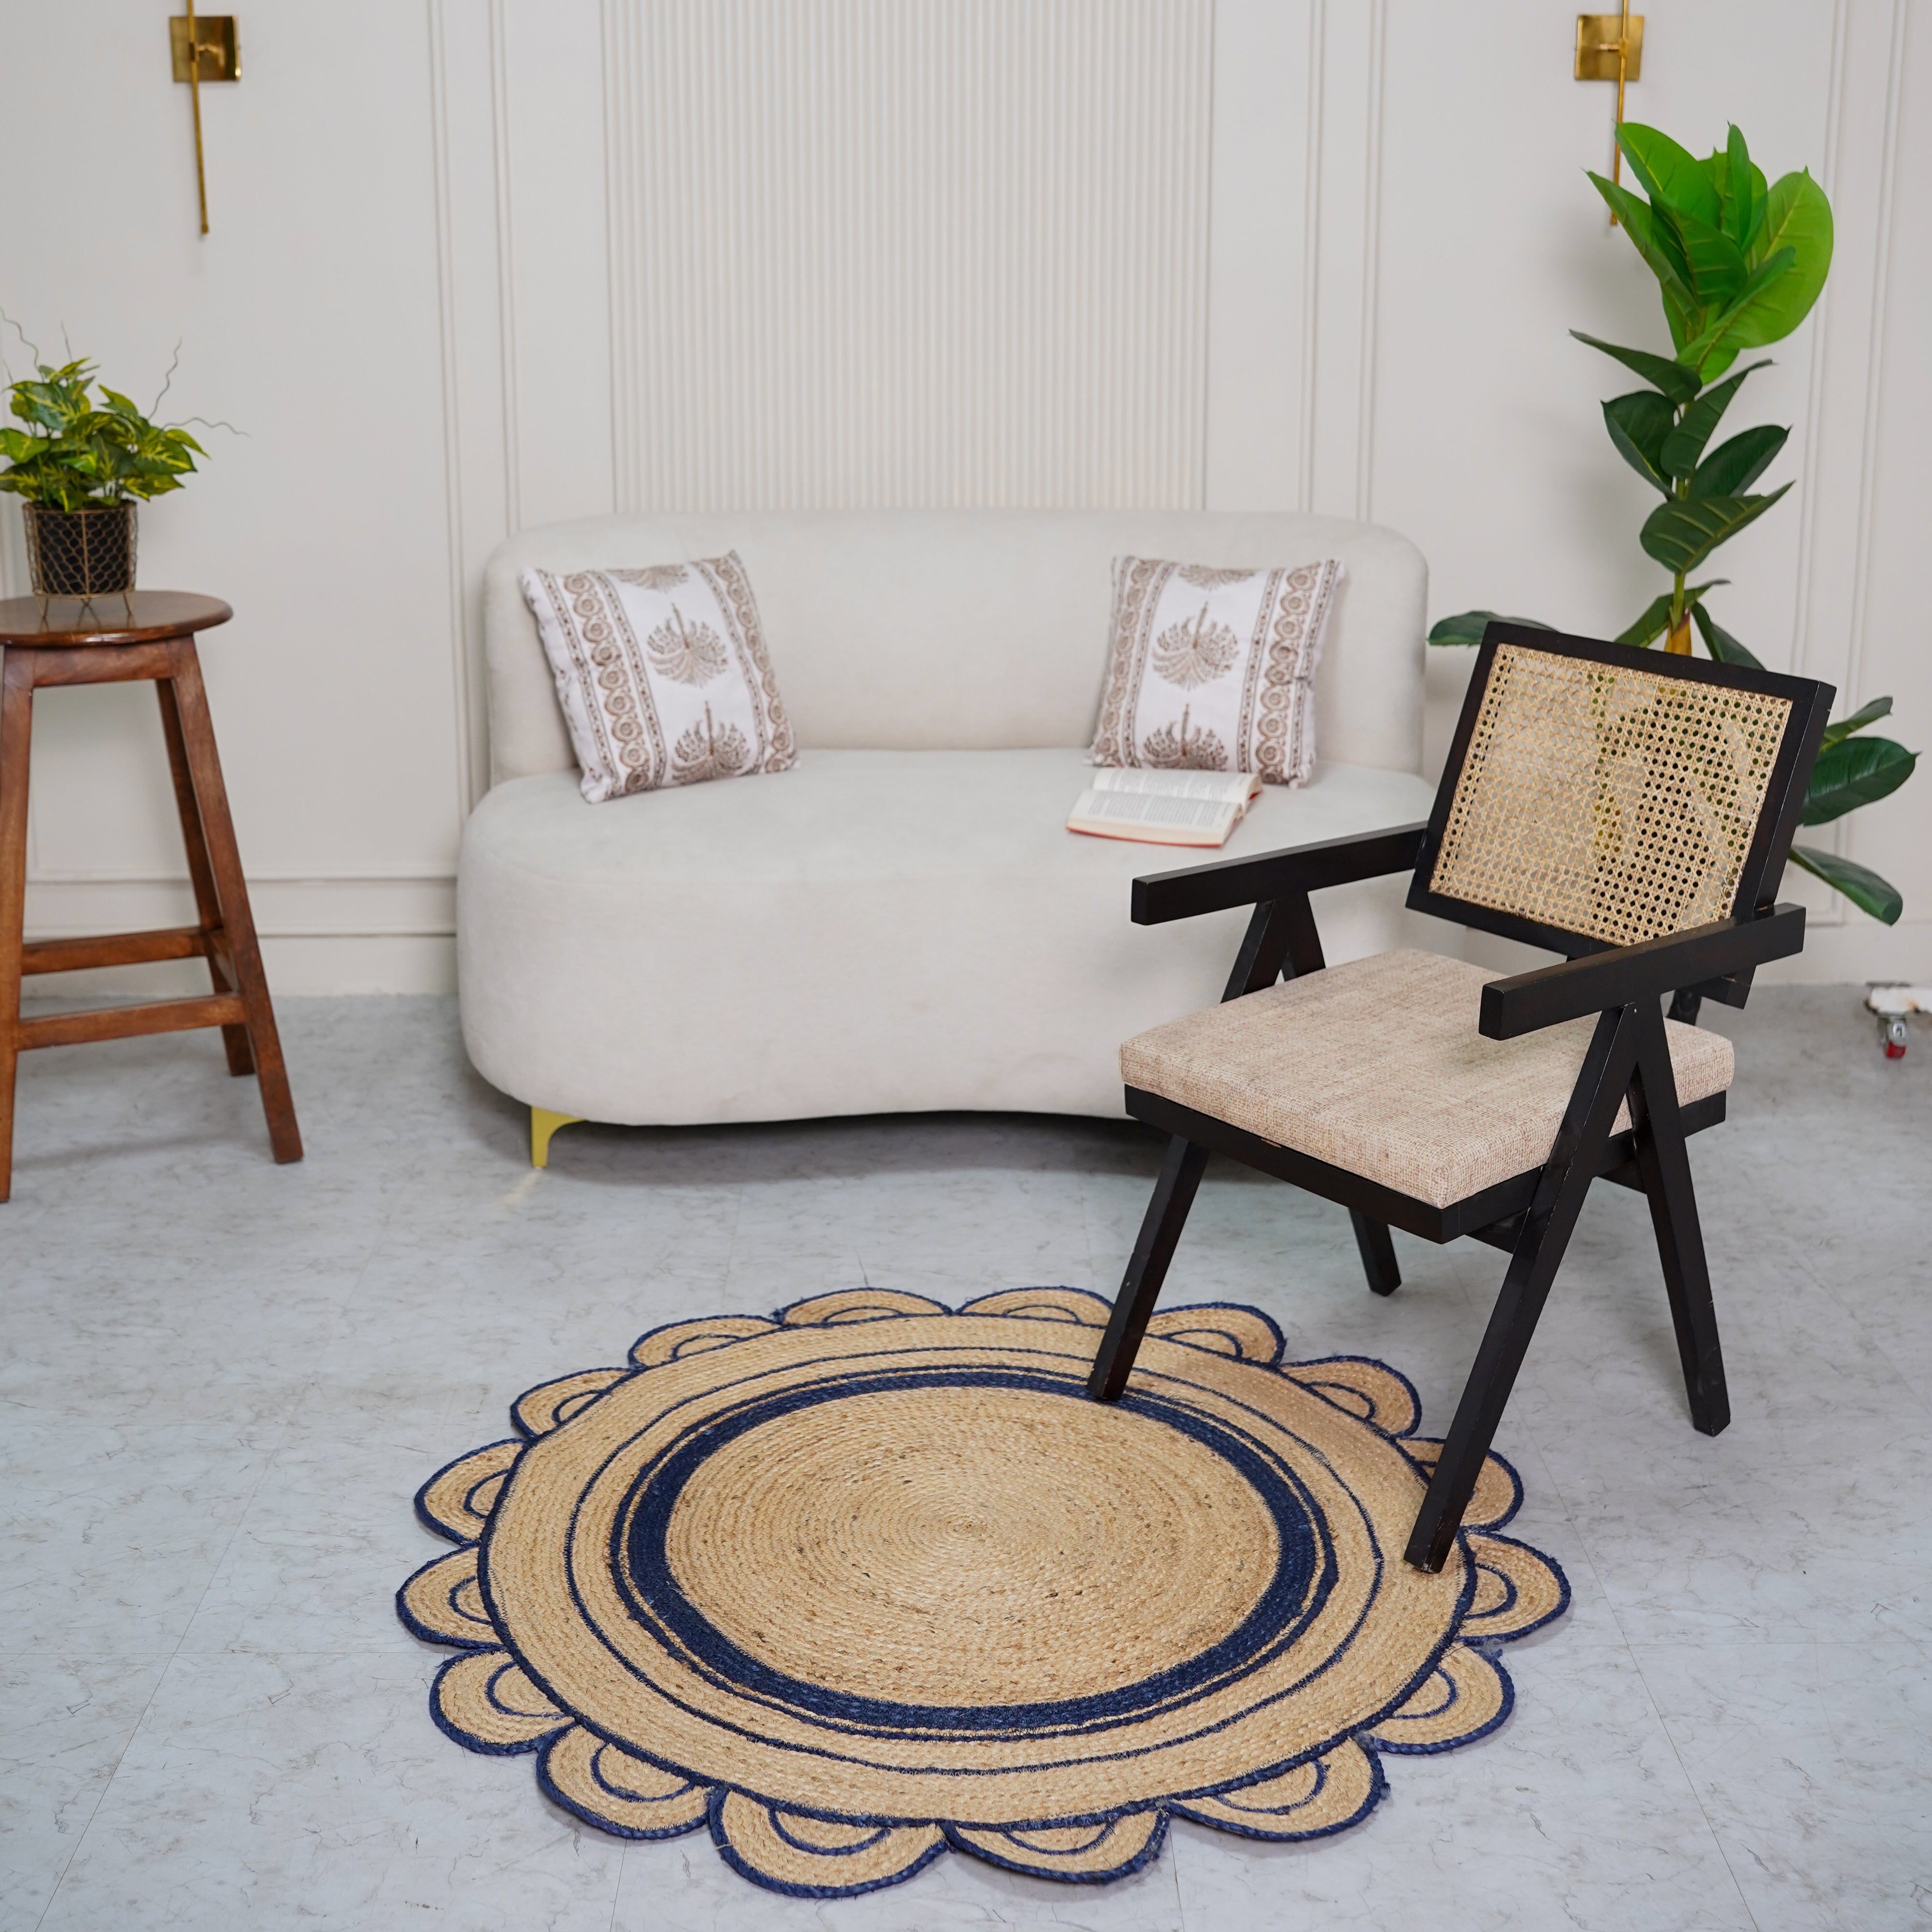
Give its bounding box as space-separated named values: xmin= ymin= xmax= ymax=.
xmin=29 ymin=1069 xmax=435 ymax=1929
xmin=1622 ymin=1646 xmax=1767 ymax=1932
xmin=31 ymin=1421 xmax=288 ymax=1932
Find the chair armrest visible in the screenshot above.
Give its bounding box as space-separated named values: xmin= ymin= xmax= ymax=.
xmin=1131 ymin=822 xmax=1429 ymax=926
xmin=1478 ymin=904 xmax=1805 ymax=1041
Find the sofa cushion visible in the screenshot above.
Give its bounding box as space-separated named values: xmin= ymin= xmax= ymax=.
xmin=521 ymin=556 xmax=796 ymax=802
xmin=1090 ymin=556 xmax=1339 ymax=783
xmin=457 ymin=748 xmax=1438 ymax=1125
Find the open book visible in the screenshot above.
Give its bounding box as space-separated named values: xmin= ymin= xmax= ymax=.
xmin=1067 ymin=767 xmax=1264 ymax=847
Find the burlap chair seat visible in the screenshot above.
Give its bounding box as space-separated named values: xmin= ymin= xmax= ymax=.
xmin=1120 ymin=948 xmax=1733 ymax=1210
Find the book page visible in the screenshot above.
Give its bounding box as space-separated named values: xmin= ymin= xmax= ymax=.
xmin=1089 ymin=767 xmax=1258 ymax=807
xmin=1066 ymin=787 xmax=1240 ymax=845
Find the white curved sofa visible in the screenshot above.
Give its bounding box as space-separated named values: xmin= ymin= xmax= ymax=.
xmin=459 ymin=511 xmax=1435 ymax=1146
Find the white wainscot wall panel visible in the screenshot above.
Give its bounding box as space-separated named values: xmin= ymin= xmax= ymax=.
xmin=605 ymin=0 xmax=1213 ymax=512
xmin=4 ymin=0 xmax=466 ymax=994
xmin=2 ymin=0 xmax=1925 ymax=993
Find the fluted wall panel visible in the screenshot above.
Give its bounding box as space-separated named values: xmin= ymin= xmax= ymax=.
xmin=605 ymin=0 xmax=1213 ymax=511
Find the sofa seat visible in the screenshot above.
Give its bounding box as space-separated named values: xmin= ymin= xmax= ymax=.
xmin=459 ymin=747 xmax=1437 ymax=1125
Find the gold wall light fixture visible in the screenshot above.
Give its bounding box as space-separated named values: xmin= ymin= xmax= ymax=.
xmin=1576 ymin=7 xmax=1644 ymax=222
xmin=170 ymin=7 xmax=240 ymax=236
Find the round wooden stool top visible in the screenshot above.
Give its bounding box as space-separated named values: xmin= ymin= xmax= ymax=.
xmin=0 ymin=592 xmax=233 ymax=648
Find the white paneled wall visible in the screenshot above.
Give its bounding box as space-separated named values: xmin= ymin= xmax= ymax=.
xmin=0 ymin=0 xmax=1925 ymax=992
xmin=606 ymin=0 xmax=1212 ymax=511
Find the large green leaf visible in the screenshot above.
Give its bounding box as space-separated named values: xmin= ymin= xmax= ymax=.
xmin=1676 ymin=248 xmax=1797 ymax=378
xmin=1707 ymin=148 xmax=1771 ymax=255
xmin=1821 ymin=696 xmax=1893 ymax=748
xmin=1800 ymin=735 xmax=1918 ymax=825
xmin=1659 ymin=361 xmax=1770 ymax=477
xmin=1640 ymin=483 xmax=1792 ymax=574
xmin=1588 ymin=173 xmax=1698 ymax=306
xmin=1787 ymin=844 xmax=1904 ymax=923
xmin=1616 ymin=124 xmax=1722 ymax=227
xmin=1427 ymin=611 xmax=1556 ymax=648
xmin=1731 ymin=171 xmax=1833 ymax=343
xmin=1667 ymin=204 xmax=1752 ymax=306
xmin=1690 ymin=604 xmax=1765 ymax=669
xmin=1603 ymin=391 xmax=1677 ymax=492
xmin=1618 ymin=580 xmax=1726 ymax=648
xmin=1723 ymin=126 xmax=1757 ymax=246
xmin=1658 ymin=281 xmax=1699 ymax=355
xmin=1570 ymin=331 xmax=1702 ymax=403
xmin=1691 ymin=423 xmax=1788 ymax=498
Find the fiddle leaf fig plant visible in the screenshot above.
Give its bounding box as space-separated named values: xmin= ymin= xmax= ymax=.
xmin=1431 ymin=122 xmax=1915 ymax=925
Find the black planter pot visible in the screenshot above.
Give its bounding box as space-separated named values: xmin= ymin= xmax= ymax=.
xmin=22 ymin=503 xmax=139 ymax=597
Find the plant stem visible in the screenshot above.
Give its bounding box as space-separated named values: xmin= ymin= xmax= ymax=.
xmin=1666 ymin=466 xmax=1692 ymax=653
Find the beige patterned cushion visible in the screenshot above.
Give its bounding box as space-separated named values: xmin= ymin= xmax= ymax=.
xmin=1090 ymin=556 xmax=1341 ymax=785
xmin=1120 ymin=949 xmax=1733 ymax=1209
xmin=521 ymin=555 xmax=796 ymax=803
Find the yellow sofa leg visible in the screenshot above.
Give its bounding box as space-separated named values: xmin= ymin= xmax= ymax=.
xmin=530 ymin=1107 xmax=583 ymax=1168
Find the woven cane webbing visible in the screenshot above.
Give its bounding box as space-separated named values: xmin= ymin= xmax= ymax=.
xmin=1430 ymin=643 xmax=1792 ymax=948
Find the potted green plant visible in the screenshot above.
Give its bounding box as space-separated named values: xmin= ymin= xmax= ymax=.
xmin=0 ymin=353 xmax=207 ymax=597
xmin=1432 ymin=123 xmax=1916 ymax=924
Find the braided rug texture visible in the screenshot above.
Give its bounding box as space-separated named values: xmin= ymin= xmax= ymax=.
xmin=398 ymin=1288 xmax=1569 ymax=1897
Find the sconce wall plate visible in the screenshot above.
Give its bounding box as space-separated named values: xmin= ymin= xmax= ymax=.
xmin=170 ymin=15 xmax=240 ymax=84
xmin=1575 ymin=13 xmax=1643 ymax=83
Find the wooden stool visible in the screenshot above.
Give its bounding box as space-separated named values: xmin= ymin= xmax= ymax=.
xmin=0 ymin=592 xmax=302 ymax=1200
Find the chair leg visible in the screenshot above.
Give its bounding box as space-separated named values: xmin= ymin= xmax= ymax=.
xmin=1630 ymin=1002 xmax=1729 ymax=1435
xmin=1406 ymin=1005 xmax=1641 ymax=1573
xmin=1350 ymin=1210 xmax=1401 ymax=1295
xmin=1088 ymin=1136 xmax=1209 ymax=1402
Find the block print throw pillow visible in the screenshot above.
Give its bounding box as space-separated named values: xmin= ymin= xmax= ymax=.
xmin=521 ymin=555 xmax=797 ymax=803
xmin=1090 ymin=556 xmax=1343 ymax=785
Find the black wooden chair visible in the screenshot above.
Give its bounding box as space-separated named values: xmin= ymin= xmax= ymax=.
xmin=1087 ymin=624 xmax=1833 ymax=1573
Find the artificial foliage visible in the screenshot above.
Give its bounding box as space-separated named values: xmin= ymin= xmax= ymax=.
xmin=0 ymin=356 xmax=205 ymax=511
xmin=1432 ymin=124 xmax=1914 ymax=923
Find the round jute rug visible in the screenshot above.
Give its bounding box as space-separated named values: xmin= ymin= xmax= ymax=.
xmin=398 ymin=1288 xmax=1567 ymax=1897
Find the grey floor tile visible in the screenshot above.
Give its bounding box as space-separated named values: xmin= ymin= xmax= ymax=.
xmin=0 ymin=1652 xmax=170 ymax=1932
xmin=1633 ymin=1636 xmax=1932 ymax=1932
xmin=36 ymin=1650 xmax=626 ymax=1932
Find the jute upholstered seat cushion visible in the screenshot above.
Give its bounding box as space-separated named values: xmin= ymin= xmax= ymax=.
xmin=1119 ymin=949 xmax=1734 ymax=1209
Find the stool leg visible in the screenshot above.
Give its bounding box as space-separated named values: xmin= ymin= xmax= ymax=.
xmin=157 ymin=677 xmax=253 ymax=1077
xmin=165 ymin=641 xmax=302 ymax=1165
xmin=0 ymin=654 xmax=32 ymax=1202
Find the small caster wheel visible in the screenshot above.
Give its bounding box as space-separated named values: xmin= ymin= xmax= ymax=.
xmin=1882 ymin=1014 xmax=1908 ymax=1059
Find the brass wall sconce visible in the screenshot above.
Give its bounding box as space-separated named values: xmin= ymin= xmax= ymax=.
xmin=1576 ymin=7 xmax=1644 ymax=218
xmin=170 ymin=8 xmax=240 ymax=236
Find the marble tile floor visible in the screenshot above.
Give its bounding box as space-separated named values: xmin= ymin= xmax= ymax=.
xmin=1 ymin=988 xmax=1927 ymax=1931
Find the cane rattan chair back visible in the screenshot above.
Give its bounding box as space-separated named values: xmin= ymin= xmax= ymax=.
xmin=1408 ymin=627 xmax=1821 ymax=959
